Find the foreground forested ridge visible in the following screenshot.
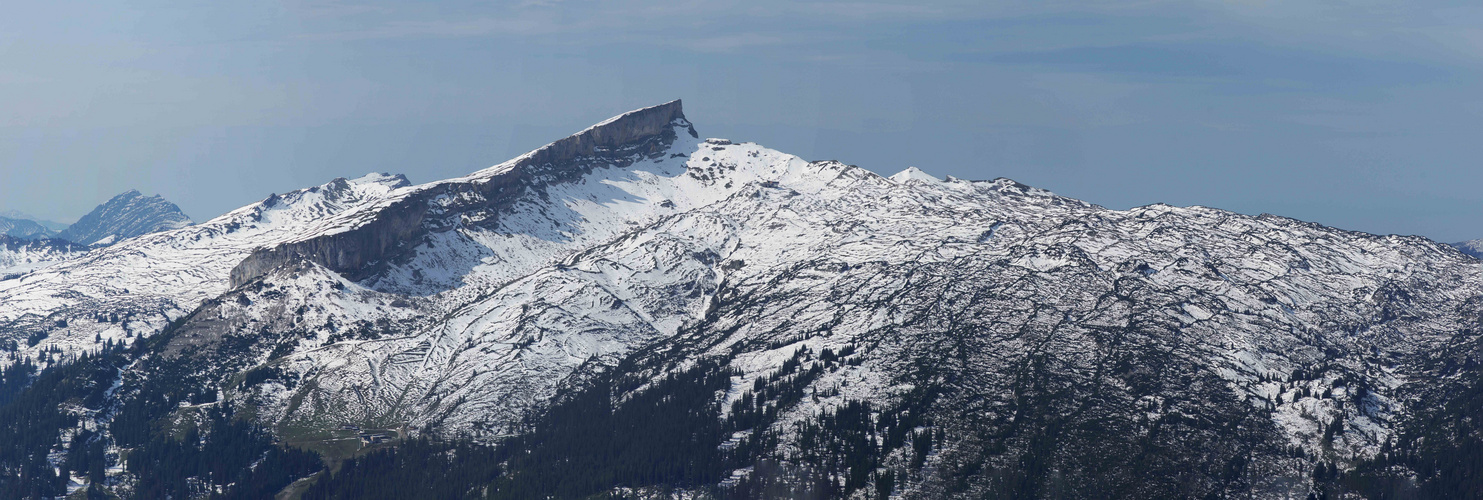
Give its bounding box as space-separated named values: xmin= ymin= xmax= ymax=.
xmin=2 ymin=100 xmax=1483 ymax=498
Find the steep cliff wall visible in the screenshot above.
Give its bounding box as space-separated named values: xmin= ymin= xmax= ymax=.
xmin=228 ymin=100 xmax=694 ymax=288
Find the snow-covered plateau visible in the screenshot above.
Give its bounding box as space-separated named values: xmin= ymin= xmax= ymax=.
xmin=4 ymin=100 xmax=1482 ymax=498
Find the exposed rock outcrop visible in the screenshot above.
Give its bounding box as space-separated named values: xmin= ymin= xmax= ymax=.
xmin=11 ymin=100 xmax=1483 ymax=498
xmin=229 ymin=100 xmax=695 ymax=288
xmin=58 ymin=190 xmax=192 ymax=245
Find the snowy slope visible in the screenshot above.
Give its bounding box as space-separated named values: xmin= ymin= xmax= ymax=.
xmin=9 ymin=101 xmax=1483 ymax=497
xmin=0 ymin=216 xmax=59 ymax=239
xmin=0 ymin=174 xmax=409 ymax=360
xmin=56 ymin=190 xmax=193 ymax=245
xmin=0 ymin=210 xmax=69 ymax=234
xmin=128 ymin=102 xmax=1481 ymax=462
xmin=1451 ymin=238 xmax=1483 ymax=258
xmin=0 ymin=236 xmax=90 ymax=277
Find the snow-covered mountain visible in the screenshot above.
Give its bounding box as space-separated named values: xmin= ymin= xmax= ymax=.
xmin=55 ymin=190 xmax=193 ymax=245
xmin=1451 ymin=239 xmax=1483 ymax=258
xmin=0 ymin=215 xmax=57 ymax=240
xmin=0 ymin=213 xmax=81 ymax=274
xmin=3 ymin=100 xmax=1483 ymax=498
xmin=0 ymin=235 xmax=90 ymax=278
xmin=0 ymin=210 xmax=69 ymax=233
xmin=0 ymin=174 xmax=409 ymax=356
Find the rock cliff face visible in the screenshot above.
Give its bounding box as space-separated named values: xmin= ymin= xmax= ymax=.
xmin=6 ymin=101 xmax=1483 ymax=498
xmin=228 ymin=100 xmax=695 ymax=288
xmin=57 ymin=190 xmax=192 ymax=245
xmin=0 ymin=174 xmax=408 ymax=363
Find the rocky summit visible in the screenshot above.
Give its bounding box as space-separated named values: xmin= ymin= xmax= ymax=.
xmin=56 ymin=189 xmax=193 ymax=246
xmin=1 ymin=101 xmax=1481 ymax=499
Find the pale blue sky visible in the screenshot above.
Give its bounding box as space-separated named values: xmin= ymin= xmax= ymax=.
xmin=4 ymin=1 xmax=1483 ymax=241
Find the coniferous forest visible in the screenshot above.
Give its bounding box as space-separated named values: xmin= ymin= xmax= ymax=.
xmin=11 ymin=1 xmax=1483 ymax=497
xmin=4 ymin=327 xmax=1480 ymax=499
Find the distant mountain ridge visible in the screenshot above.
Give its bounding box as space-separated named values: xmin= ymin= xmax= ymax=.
xmin=56 ymin=190 xmax=192 ymax=245
xmin=0 ymin=210 xmax=69 ymax=232
xmin=0 ymin=235 xmax=91 ymax=278
xmin=1451 ymin=239 xmax=1483 ymax=258
xmin=0 ymin=216 xmax=56 ymax=239
xmin=4 ymin=102 xmax=1483 ymax=498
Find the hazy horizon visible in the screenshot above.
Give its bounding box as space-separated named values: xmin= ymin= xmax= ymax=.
xmin=5 ymin=1 xmax=1483 ymax=242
